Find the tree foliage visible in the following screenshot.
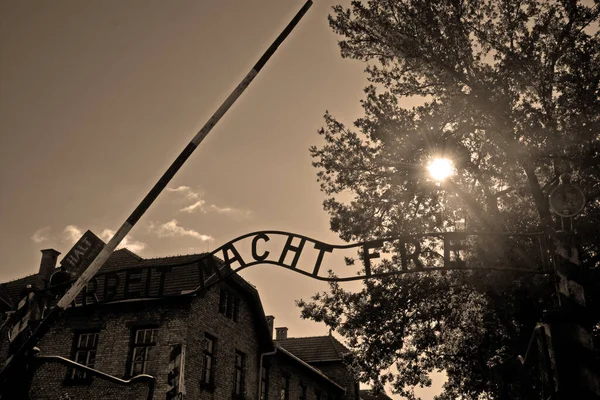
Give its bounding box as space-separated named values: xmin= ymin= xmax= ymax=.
xmin=300 ymin=1 xmax=600 ymax=398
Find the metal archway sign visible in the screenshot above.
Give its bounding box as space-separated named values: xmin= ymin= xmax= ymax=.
xmin=13 ymin=230 xmax=548 ymax=310
xmin=4 ymin=230 xmax=550 ymax=312
xmin=188 ymin=229 xmax=548 ymax=292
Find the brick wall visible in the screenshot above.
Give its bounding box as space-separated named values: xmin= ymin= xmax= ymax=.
xmin=310 ymin=362 xmax=359 ymax=400
xmin=27 ymin=298 xmax=191 ymax=400
xmin=20 ymin=281 xmax=269 ymax=400
xmin=264 ymin=352 xmax=346 ymax=400
xmin=184 ymin=282 xmax=263 ymax=399
xmin=28 ymin=360 xmax=152 ymax=400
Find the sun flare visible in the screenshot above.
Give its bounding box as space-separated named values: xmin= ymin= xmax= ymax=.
xmin=427 ymin=158 xmax=454 ymax=181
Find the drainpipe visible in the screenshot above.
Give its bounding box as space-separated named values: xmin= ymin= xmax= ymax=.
xmin=257 ymin=346 xmax=278 ymax=400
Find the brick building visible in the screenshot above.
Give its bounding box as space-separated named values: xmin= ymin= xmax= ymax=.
xmin=0 ymin=249 xmax=359 ymax=400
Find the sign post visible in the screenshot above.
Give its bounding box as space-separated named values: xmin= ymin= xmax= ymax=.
xmin=547 ymin=174 xmax=600 ymax=399
xmin=0 ymin=0 xmax=313 ymax=391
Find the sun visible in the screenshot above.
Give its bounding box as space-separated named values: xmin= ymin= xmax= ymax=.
xmin=427 ymin=158 xmax=454 ymax=181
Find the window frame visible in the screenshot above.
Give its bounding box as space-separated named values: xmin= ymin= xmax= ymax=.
xmin=66 ymin=330 xmax=100 ymax=384
xmin=166 ymin=343 xmax=185 ymax=400
xmin=127 ymin=326 xmax=158 ymax=377
xmin=219 ymin=288 xmax=240 ymax=322
xmin=315 ymin=389 xmax=322 ymax=400
xmin=201 ymin=333 xmax=217 ymax=389
xmin=259 ymin=365 xmax=269 ymax=400
xmin=280 ymin=373 xmax=290 ymax=400
xmin=299 ymin=382 xmax=307 ymax=400
xmin=233 ymin=349 xmax=246 ymax=398
xmin=219 ymin=289 xmax=228 ymax=315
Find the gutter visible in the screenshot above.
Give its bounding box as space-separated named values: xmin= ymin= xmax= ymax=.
xmin=257 ymin=347 xmax=278 ymax=400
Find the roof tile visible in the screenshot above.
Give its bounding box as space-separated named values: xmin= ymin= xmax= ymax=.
xmin=276 ymin=335 xmax=349 ymax=363
xmin=0 ymin=274 xmax=46 ymax=311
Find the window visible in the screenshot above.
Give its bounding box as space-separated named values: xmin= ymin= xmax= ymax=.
xmin=69 ymin=331 xmax=99 ymax=381
xmin=219 ymin=288 xmax=239 ymax=321
xmin=201 ymin=334 xmax=216 ymax=386
xmin=167 ymin=344 xmax=185 ymax=400
xmin=299 ymin=382 xmax=307 ymax=400
xmin=280 ymin=374 xmax=290 ymax=400
xmin=130 ymin=327 xmax=157 ymax=376
xmin=259 ymin=366 xmax=269 ymax=400
xmin=233 ymin=350 xmax=246 ymax=397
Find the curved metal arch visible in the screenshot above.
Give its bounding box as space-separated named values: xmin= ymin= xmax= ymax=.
xmin=170 ymin=229 xmax=549 ymax=299
xmin=208 ymin=260 xmax=546 ymax=283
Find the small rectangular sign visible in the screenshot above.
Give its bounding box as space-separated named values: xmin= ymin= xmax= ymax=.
xmin=60 ymin=230 xmax=105 ymax=277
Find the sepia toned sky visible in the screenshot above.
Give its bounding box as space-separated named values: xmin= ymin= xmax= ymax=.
xmin=0 ymin=1 xmax=443 ymax=397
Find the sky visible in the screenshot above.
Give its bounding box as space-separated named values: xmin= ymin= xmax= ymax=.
xmin=0 ymin=1 xmax=444 ymax=398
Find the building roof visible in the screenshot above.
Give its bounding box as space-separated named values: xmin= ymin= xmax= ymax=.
xmin=0 ymin=249 xmax=215 ymax=307
xmin=0 ymin=274 xmax=46 ymax=311
xmin=275 ymin=345 xmax=346 ymax=393
xmin=359 ymin=389 xmax=393 ymax=400
xmin=276 ymin=334 xmax=350 ymax=363
xmin=103 ymin=248 xmax=143 ymax=264
xmin=0 ymin=249 xmax=272 ymax=348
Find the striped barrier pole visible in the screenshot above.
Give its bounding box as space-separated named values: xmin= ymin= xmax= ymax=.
xmin=0 ymin=0 xmax=313 ymax=389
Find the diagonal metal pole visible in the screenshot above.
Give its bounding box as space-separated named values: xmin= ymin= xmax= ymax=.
xmin=0 ymin=0 xmax=312 ymax=386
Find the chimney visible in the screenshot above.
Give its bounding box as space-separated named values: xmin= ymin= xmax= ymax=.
xmin=275 ymin=327 xmax=288 ymax=340
xmin=39 ymin=249 xmax=61 ymax=279
xmin=266 ymin=315 xmax=275 ymax=339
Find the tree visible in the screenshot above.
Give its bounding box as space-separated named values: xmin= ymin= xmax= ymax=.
xmin=299 ymin=1 xmax=600 ymax=398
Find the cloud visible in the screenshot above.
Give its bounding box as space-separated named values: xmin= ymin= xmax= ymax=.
xmin=31 ymin=226 xmax=51 ymax=243
xmin=180 ymin=200 xmax=206 ymax=213
xmin=152 ymin=219 xmax=213 ymax=241
xmin=167 ymin=186 xmax=199 ymax=200
xmin=101 ymin=229 xmax=146 ymax=254
xmin=209 ymin=204 xmax=253 ymax=218
xmin=210 ymin=205 xmax=235 ymax=213
xmin=168 ymin=185 xmax=253 ymax=220
xmin=179 ymin=200 xmax=253 ymax=220
xmin=63 ymin=225 xmax=84 ymax=245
